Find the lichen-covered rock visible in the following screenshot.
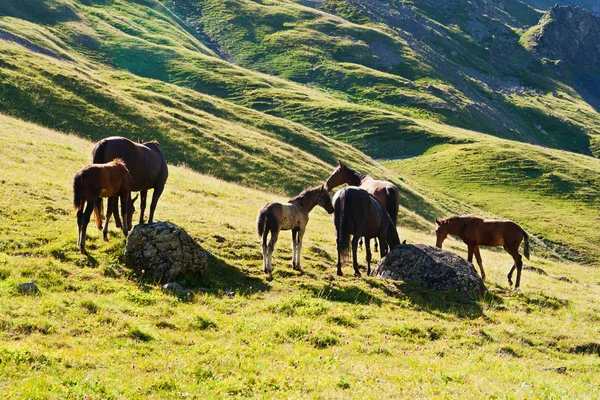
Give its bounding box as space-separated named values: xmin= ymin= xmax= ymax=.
xmin=371 ymin=244 xmax=486 ymax=299
xmin=125 ymin=222 xmax=207 ymax=283
xmin=18 ymin=281 xmax=39 ymax=294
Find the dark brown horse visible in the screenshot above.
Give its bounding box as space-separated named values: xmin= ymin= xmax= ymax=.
xmin=257 ymin=185 xmax=334 ymax=276
xmin=333 ymin=186 xmax=401 ymax=277
xmin=73 ymin=159 xmax=134 ymax=254
xmin=325 ymin=161 xmax=399 ymax=252
xmin=435 ymin=215 xmax=530 ymax=288
xmin=92 ymin=136 xmax=168 ymax=227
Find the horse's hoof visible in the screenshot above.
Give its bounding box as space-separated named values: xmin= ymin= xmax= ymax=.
xmin=103 ymin=235 xmax=109 ymax=242
xmin=337 ymin=270 xmax=343 ymax=276
xmin=354 ymin=271 xmax=362 ymax=277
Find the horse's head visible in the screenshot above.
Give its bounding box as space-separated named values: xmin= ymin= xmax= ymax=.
xmin=127 ymin=194 xmax=138 ymax=228
xmin=318 ymin=185 xmax=335 ymax=214
xmin=324 ymin=161 xmax=347 ymax=191
xmin=435 ymin=218 xmax=449 ymax=248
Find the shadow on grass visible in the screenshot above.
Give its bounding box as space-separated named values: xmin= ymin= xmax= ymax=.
xmin=305 ymin=283 xmax=382 ymax=306
xmin=365 ymin=278 xmax=483 ymax=319
xmin=181 ymin=254 xmax=271 ymax=296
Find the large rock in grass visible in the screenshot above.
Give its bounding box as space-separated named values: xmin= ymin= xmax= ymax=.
xmin=125 ymin=222 xmax=208 ymax=283
xmin=371 ymin=244 xmax=486 ymax=299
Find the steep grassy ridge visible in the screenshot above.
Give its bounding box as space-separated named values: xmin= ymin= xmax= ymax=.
xmin=2 ymin=115 xmax=600 ymax=399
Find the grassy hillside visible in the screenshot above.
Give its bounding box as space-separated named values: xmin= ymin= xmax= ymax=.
xmin=2 ymin=115 xmax=600 ymax=399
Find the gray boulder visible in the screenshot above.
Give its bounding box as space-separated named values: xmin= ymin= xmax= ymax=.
xmin=18 ymin=281 xmax=39 ymax=294
xmin=371 ymin=244 xmax=486 ymax=299
xmin=125 ymin=222 xmax=208 ymax=283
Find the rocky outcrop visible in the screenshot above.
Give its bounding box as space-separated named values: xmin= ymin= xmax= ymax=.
xmin=526 ymin=6 xmax=600 ymax=70
xmin=371 ymin=244 xmax=486 ymax=299
xmin=125 ymin=222 xmax=208 ymax=283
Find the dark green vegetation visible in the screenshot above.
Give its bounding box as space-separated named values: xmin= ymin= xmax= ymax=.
xmin=1 ymin=0 xmax=600 ymax=397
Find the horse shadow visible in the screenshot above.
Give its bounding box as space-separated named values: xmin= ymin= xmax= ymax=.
xmin=365 ymin=278 xmax=484 ymax=319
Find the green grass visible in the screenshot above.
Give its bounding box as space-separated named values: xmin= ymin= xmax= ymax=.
xmin=1 ymin=111 xmax=600 ymax=399
xmin=384 ymin=139 xmax=600 ymax=264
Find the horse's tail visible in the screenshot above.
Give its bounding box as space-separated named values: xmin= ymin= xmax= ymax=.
xmin=73 ymin=172 xmax=84 ymax=210
xmin=257 ymin=207 xmax=268 ymax=238
xmin=93 ymin=199 xmax=103 ymax=229
xmin=387 ymin=218 xmax=401 ymax=249
xmin=337 ymin=190 xmax=352 ymax=264
xmin=91 ymin=140 xmax=107 ymax=225
xmin=386 ymin=186 xmax=399 ymax=225
xmin=522 ymin=229 xmax=530 ymax=260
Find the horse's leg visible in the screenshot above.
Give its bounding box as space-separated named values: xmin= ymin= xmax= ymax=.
xmin=515 ymin=253 xmax=523 ymax=289
xmin=139 ymin=190 xmax=148 ymax=225
xmin=261 ymin=229 xmax=269 ymax=274
xmin=506 ymin=245 xmax=524 ymax=289
xmin=102 ymin=197 xmax=114 ymax=241
xmin=473 ymin=246 xmax=486 ymax=282
xmin=504 ymin=246 xmax=516 ymax=287
xmin=112 ymin=197 xmax=122 ymax=229
xmin=365 ymin=238 xmax=372 ymax=276
xmin=266 ymin=229 xmax=279 ymax=275
xmin=374 ymin=238 xmax=378 ymax=253
xmin=148 ymin=185 xmax=164 ymax=224
xmin=119 ymin=192 xmax=129 ymax=237
xmin=77 ymin=207 xmax=84 ymax=247
xmin=336 ymin=240 xmax=344 ymax=276
xmin=291 ymin=228 xmax=298 ymax=270
xmin=80 ymin=200 xmax=95 ymax=254
xmin=295 ymin=228 xmax=305 ymax=272
xmin=352 ymin=235 xmax=361 ymax=277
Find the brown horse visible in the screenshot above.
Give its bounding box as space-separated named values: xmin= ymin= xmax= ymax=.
xmin=257 ymin=185 xmax=334 ymax=276
xmin=324 ymin=161 xmax=399 ymax=252
xmin=435 ymin=215 xmax=530 ymax=288
xmin=73 ymin=159 xmax=134 ymax=254
xmin=92 ymin=136 xmax=168 ymax=227
xmin=333 ymin=186 xmax=401 ymax=277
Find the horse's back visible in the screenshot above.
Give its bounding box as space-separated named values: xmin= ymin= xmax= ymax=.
xmin=92 ymin=136 xmax=167 ymax=191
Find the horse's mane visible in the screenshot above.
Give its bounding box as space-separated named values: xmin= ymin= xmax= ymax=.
xmin=111 ymin=158 xmax=126 ymax=166
xmin=342 ymin=164 xmax=366 ymax=186
xmin=442 ymin=215 xmax=483 ymax=223
xmin=289 ymin=185 xmax=323 ymax=207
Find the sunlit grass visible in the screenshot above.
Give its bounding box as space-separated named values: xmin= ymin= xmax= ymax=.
xmin=1 ymin=116 xmax=599 ymax=398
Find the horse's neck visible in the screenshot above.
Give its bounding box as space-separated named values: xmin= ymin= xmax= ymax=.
xmin=447 ymin=219 xmax=468 ymax=236
xmin=343 ymin=167 xmax=366 ymax=186
xmin=291 ymin=194 xmax=319 ymax=213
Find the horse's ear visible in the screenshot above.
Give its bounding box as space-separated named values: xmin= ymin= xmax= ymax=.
xmin=337 ymin=160 xmax=343 ymax=167
xmin=435 ymin=218 xmax=442 ymax=226
xmin=138 ymin=138 xmax=142 ymax=144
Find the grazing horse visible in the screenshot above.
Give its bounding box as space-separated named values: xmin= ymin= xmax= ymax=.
xmin=257 ymin=185 xmax=334 ymax=276
xmin=73 ymin=159 xmax=134 ymax=254
xmin=435 ymin=215 xmax=531 ymax=288
xmin=333 ymin=186 xmax=401 ymax=277
xmin=324 ymin=161 xmax=399 ymax=252
xmin=92 ymin=136 xmax=168 ymax=227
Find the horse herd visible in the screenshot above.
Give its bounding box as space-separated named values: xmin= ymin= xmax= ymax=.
xmin=73 ymin=137 xmax=531 ymax=288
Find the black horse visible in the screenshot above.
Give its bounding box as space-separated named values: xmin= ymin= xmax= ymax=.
xmin=92 ymin=137 xmax=168 ymax=227
xmin=333 ymin=187 xmax=400 ymax=277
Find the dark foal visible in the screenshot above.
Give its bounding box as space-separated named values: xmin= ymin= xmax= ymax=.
xmin=73 ymin=159 xmax=134 ymax=254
